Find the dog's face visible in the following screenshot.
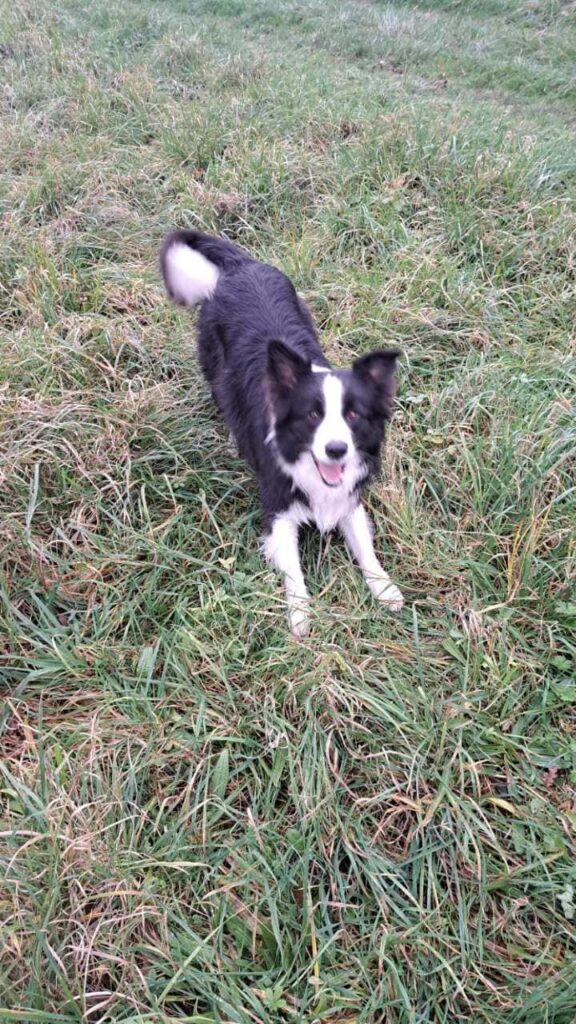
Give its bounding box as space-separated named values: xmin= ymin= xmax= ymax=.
xmin=267 ymin=342 xmax=399 ymax=488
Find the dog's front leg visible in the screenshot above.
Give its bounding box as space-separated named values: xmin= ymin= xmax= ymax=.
xmin=340 ymin=503 xmax=404 ymax=612
xmin=263 ymin=514 xmax=310 ymax=637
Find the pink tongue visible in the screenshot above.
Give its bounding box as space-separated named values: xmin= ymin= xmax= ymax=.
xmin=317 ymin=462 xmax=343 ymax=485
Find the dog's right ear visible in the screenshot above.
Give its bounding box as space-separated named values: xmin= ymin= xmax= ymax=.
xmin=267 ymin=341 xmax=309 ymax=402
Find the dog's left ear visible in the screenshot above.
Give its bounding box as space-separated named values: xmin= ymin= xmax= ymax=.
xmin=353 ymin=349 xmax=400 ymax=418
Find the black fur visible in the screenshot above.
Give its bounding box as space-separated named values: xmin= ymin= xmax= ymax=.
xmin=160 ymin=230 xmax=399 ymax=528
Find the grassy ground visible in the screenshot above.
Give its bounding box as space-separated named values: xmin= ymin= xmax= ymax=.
xmin=1 ymin=0 xmax=575 ymax=1021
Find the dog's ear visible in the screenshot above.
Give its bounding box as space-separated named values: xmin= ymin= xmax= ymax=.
xmin=267 ymin=341 xmax=309 ymax=401
xmin=352 ymin=349 xmax=400 ymax=418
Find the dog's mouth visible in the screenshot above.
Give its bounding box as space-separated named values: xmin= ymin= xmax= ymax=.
xmin=313 ymin=457 xmax=344 ymax=487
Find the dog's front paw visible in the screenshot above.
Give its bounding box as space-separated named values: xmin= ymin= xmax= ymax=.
xmin=288 ymin=598 xmax=311 ymax=638
xmin=367 ymin=577 xmax=405 ymax=612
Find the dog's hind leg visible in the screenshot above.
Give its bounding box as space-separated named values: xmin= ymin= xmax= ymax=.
xmin=340 ymin=504 xmax=404 ymax=612
xmin=263 ymin=513 xmax=310 ymax=638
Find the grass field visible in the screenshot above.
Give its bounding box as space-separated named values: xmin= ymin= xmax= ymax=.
xmin=1 ymin=0 xmax=576 ymax=1021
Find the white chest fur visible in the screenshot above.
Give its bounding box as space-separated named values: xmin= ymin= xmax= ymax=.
xmin=286 ymin=451 xmax=364 ymax=533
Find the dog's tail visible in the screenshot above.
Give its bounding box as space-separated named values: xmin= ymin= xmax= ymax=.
xmin=160 ymin=229 xmax=246 ymax=307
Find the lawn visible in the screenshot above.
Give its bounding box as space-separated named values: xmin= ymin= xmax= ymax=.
xmin=1 ymin=0 xmax=575 ymax=1021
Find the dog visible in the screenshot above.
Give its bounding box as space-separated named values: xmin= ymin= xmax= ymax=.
xmin=160 ymin=229 xmax=404 ymax=635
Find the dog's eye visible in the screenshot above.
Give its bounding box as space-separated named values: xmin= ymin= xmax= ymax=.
xmin=346 ymin=409 xmax=359 ymax=424
xmin=308 ymin=409 xmax=321 ymax=425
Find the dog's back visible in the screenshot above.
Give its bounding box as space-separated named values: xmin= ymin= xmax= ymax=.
xmin=160 ymin=230 xmax=325 ymax=472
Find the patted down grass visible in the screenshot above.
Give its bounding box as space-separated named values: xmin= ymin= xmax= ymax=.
xmin=0 ymin=0 xmax=575 ymax=1022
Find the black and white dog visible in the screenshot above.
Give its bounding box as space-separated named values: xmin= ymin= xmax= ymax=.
xmin=160 ymin=229 xmax=404 ymax=635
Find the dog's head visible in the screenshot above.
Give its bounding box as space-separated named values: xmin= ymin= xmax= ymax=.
xmin=267 ymin=342 xmax=400 ymax=488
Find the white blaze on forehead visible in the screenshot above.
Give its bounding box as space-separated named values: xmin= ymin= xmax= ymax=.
xmin=311 ymin=374 xmax=355 ymax=464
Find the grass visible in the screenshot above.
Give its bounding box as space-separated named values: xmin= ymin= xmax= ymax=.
xmin=1 ymin=0 xmax=575 ymax=1020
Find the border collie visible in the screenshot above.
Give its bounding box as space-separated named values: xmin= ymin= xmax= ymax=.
xmin=160 ymin=229 xmax=404 ymax=636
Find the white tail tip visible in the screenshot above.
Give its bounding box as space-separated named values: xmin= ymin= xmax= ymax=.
xmin=163 ymin=242 xmax=220 ymax=306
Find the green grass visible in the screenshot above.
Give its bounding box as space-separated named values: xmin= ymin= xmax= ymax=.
xmin=1 ymin=0 xmax=575 ymax=1021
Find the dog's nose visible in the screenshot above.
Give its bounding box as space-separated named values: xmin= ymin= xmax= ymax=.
xmin=325 ymin=441 xmax=348 ymax=461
